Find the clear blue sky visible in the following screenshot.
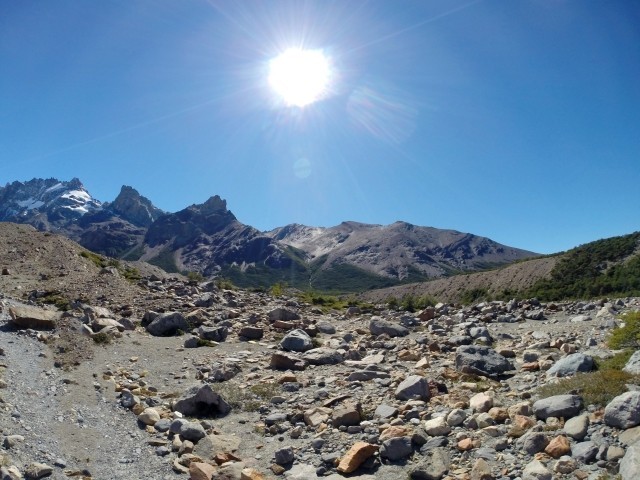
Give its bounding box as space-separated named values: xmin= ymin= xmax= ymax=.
xmin=2 ymin=0 xmax=639 ymax=254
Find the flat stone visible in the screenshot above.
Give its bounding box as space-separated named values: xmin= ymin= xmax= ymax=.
xmin=336 ymin=442 xmax=378 ymax=474
xmin=189 ymin=462 xmax=217 ymax=480
xmin=9 ymin=305 xmax=59 ymax=330
xmin=409 ymin=447 xmax=450 ymax=480
xmin=270 ymin=352 xmax=308 ymax=371
xmin=533 ymin=394 xmax=583 ymax=420
xmin=302 ymin=347 xmax=343 ymax=365
xmin=395 ymin=375 xmax=430 ymax=401
xmin=268 ymin=308 xmax=300 ymax=322
xmin=24 ymin=463 xmax=53 ymax=480
xmin=522 ymin=459 xmax=551 ymax=480
xmin=369 ymin=317 xmax=409 ymax=337
xmin=239 ymin=326 xmax=263 ymax=340
xmin=380 ymin=436 xmax=413 ymax=460
xmin=193 ymin=434 xmax=241 ymax=460
xmin=375 ymin=404 xmax=398 ymax=419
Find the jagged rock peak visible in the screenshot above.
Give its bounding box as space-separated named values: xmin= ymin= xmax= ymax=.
xmin=109 ymin=185 xmax=163 ymax=227
xmin=199 ymin=195 xmax=228 ymax=214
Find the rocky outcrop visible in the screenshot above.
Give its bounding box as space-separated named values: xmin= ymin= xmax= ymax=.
xmin=108 ymin=186 xmax=164 ymax=228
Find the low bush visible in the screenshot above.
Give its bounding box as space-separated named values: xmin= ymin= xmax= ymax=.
xmin=536 ymin=369 xmax=638 ymax=407
xmin=608 ymin=311 xmax=640 ymax=349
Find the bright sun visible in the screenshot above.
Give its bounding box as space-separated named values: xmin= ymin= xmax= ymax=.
xmin=268 ymin=48 xmax=331 ymax=107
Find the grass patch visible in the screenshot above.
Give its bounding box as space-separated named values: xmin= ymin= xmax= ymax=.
xmin=215 ymin=382 xmax=279 ymax=413
xmin=80 ymin=250 xmax=141 ymax=283
xmin=536 ymin=370 xmax=639 ymax=407
xmin=92 ymin=332 xmax=111 ymax=345
xmin=38 ymin=292 xmax=71 ymax=311
xmin=215 ymin=278 xmax=236 ymax=290
xmin=608 ymin=311 xmax=640 ymax=349
xmin=595 ymin=349 xmax=636 ymax=371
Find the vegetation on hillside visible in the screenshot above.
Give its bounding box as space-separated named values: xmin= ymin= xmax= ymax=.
xmin=524 ymin=232 xmax=640 ymax=300
xmin=80 ymin=250 xmax=141 ymax=283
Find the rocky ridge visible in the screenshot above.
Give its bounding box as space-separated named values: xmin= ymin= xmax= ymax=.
xmin=1 ymin=227 xmax=640 ymax=480
xmin=0 ymin=178 xmax=537 ymax=290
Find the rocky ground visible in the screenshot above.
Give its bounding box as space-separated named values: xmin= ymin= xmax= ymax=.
xmin=1 ymin=225 xmax=640 ymax=480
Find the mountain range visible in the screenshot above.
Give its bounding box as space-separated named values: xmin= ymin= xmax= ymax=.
xmin=0 ymin=178 xmax=537 ymax=291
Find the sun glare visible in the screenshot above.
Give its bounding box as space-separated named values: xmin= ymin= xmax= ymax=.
xmin=268 ymin=48 xmax=331 ymax=107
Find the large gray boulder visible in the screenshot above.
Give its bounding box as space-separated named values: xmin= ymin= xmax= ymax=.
xmin=369 ymin=317 xmax=409 ymax=337
xmin=604 ymin=391 xmax=640 ymax=429
xmin=546 ymin=353 xmax=594 ymax=378
xmin=173 ymin=384 xmax=231 ymax=417
xmin=146 ymin=312 xmax=189 ymax=336
xmin=533 ymin=395 xmax=583 ymax=420
xmin=380 ymin=436 xmax=413 ymax=461
xmin=455 ymin=345 xmax=514 ymax=377
xmin=280 ymin=329 xmax=313 ymax=352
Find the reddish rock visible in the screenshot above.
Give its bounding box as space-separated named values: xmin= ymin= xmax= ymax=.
xmin=545 ymin=435 xmax=571 ymax=458
xmin=337 ymin=442 xmax=379 ymax=474
xmin=189 ymin=462 xmax=217 ymax=480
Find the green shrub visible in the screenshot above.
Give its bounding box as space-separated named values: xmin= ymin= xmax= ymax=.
xmin=215 ymin=278 xmax=236 ymax=290
xmin=187 ymin=271 xmax=205 ymax=282
xmin=39 ymin=293 xmax=71 ymax=311
xmin=92 ymin=332 xmax=111 ymax=344
xmin=122 ymin=267 xmax=141 ymax=283
xmin=608 ymin=311 xmax=640 ymax=349
xmin=536 ymin=370 xmax=638 ymax=407
xmin=460 ymin=288 xmax=489 ymax=305
xmin=80 ymin=250 xmax=108 ymax=269
xmin=595 ymin=349 xmax=636 ymax=371
xmin=270 ymin=282 xmax=286 ymax=297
